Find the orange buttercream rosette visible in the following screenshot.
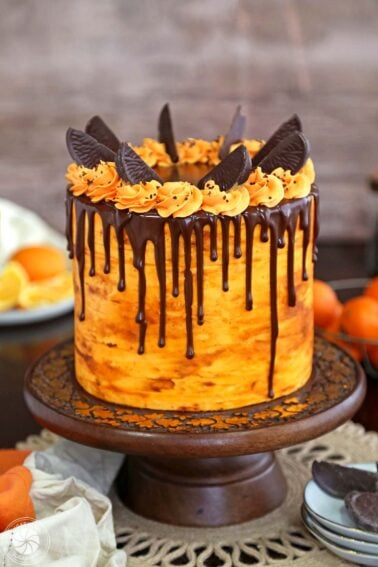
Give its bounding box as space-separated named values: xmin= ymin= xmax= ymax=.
xmin=273 ymin=165 xmax=312 ymax=199
xmin=115 ymin=180 xmax=160 ymax=213
xmin=301 ymin=158 xmax=315 ymax=184
xmin=65 ymin=162 xmax=120 ymax=202
xmin=155 ymin=182 xmax=203 ymax=218
xmin=133 ymin=138 xmax=172 ymax=168
xmin=202 ymin=181 xmax=250 ymax=216
xmin=65 ymin=163 xmax=93 ymax=196
xmin=177 ymin=138 xmax=221 ymax=166
xmin=246 ymin=167 xmax=285 ymax=207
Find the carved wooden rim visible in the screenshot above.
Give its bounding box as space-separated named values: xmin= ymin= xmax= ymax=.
xmin=24 ymin=336 xmax=366 ymax=458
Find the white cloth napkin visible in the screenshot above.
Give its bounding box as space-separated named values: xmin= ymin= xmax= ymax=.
xmin=0 ymin=200 xmax=127 ymax=564
xmin=0 ymin=440 xmax=126 ymax=566
xmin=0 ymin=198 xmax=67 ymax=267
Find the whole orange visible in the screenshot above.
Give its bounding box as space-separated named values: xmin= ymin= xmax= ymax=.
xmin=368 ymin=345 xmax=378 ymax=368
xmin=10 ymin=245 xmax=66 ymax=282
xmin=313 ymin=279 xmax=341 ymax=329
xmin=365 ymin=277 xmax=378 ymax=301
xmin=324 ymin=301 xmax=343 ymax=333
xmin=340 ymin=296 xmax=378 ymax=340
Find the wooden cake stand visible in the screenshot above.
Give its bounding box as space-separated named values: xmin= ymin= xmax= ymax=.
xmin=24 ymin=336 xmax=366 ymax=527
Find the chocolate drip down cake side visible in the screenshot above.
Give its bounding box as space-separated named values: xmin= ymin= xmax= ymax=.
xmin=65 ymin=106 xmax=318 ymax=411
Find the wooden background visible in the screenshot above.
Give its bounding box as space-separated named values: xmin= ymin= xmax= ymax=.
xmin=0 ymin=0 xmax=377 ymax=241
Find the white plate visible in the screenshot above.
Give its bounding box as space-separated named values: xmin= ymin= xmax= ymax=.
xmin=302 ymin=506 xmax=378 ymax=566
xmin=0 ymin=298 xmax=73 ymax=326
xmin=302 ymin=505 xmax=378 ymax=555
xmin=0 ymin=198 xmax=68 ymax=267
xmin=0 ymin=197 xmax=74 ymax=325
xmin=303 ymin=463 xmax=378 ymax=544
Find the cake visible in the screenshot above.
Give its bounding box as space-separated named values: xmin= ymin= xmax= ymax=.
xmin=65 ymin=105 xmax=318 ymax=411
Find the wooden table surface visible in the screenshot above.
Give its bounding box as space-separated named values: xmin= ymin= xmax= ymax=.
xmin=0 ymin=242 xmax=376 ymax=448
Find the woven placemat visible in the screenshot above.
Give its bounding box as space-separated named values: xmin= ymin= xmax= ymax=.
xmin=18 ymin=422 xmax=378 ymax=566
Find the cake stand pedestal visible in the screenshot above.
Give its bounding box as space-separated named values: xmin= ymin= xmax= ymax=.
xmin=24 ymin=336 xmax=366 ymax=527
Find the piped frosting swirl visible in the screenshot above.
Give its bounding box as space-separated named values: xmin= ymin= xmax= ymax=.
xmin=115 ymin=180 xmax=160 ymax=213
xmin=155 ymin=182 xmax=203 ymax=218
xmin=202 ymin=181 xmax=250 ymax=216
xmin=247 ymin=167 xmax=285 ymax=208
xmin=66 ymin=161 xmax=120 ymax=202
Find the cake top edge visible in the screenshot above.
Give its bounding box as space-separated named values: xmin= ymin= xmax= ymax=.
xmin=65 ymin=106 xmax=316 ymax=217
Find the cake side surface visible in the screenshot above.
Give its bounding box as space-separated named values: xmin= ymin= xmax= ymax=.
xmin=67 ymin=189 xmax=317 ymax=411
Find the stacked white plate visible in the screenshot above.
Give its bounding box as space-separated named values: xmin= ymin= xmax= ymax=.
xmin=303 ymin=463 xmax=378 ymax=566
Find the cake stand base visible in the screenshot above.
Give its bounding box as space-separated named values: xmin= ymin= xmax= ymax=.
xmin=118 ymin=452 xmax=286 ymax=526
xmin=24 ymin=336 xmax=366 ymax=527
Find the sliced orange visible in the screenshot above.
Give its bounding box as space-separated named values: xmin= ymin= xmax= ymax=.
xmin=0 ymin=262 xmax=29 ymax=311
xmin=18 ymin=271 xmax=73 ymax=310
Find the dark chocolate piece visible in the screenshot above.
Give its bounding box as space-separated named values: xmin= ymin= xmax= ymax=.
xmin=66 ymin=128 xmax=115 ymax=168
xmin=253 ymin=114 xmax=302 ymax=166
xmin=115 ymin=142 xmax=163 ymax=184
xmin=312 ymin=461 xmax=378 ymax=498
xmin=257 ymin=131 xmax=309 ymax=175
xmin=85 ymin=116 xmax=120 ymax=152
xmin=198 ymin=145 xmax=251 ymax=191
xmin=219 ymin=105 xmax=246 ymax=160
xmin=345 ymin=491 xmax=378 ymax=532
xmin=158 ymin=103 xmax=179 ymax=163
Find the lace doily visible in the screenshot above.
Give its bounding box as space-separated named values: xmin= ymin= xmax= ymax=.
xmin=18 ymin=422 xmax=378 ymax=567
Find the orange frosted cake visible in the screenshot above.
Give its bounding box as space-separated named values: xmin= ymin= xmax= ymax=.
xmin=65 ymin=105 xmax=318 ymax=411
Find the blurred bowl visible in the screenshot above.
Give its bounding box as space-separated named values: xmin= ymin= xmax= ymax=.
xmin=317 ymin=278 xmax=378 ymax=380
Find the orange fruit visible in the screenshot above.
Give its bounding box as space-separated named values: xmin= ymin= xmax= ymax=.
xmin=0 ymin=262 xmax=28 ymax=311
xmin=340 ymin=296 xmax=378 ymax=340
xmin=365 ymin=277 xmax=378 ymax=301
xmin=313 ymin=279 xmax=341 ymax=329
xmin=324 ymin=301 xmax=343 ymax=333
xmin=368 ymin=345 xmax=378 ymax=368
xmin=11 ymin=245 xmax=66 ymax=282
xmin=18 ymin=271 xmax=73 ymax=309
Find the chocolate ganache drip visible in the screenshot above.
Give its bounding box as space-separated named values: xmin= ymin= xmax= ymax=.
xmin=65 ymin=186 xmax=318 ymax=398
